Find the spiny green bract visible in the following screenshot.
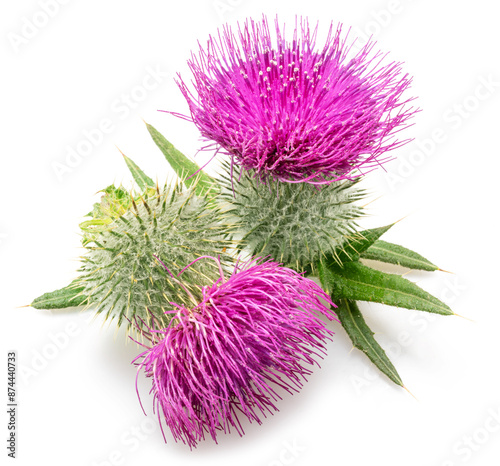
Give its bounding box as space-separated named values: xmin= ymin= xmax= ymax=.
xmin=219 ymin=163 xmax=365 ymax=273
xmin=77 ymin=180 xmax=235 ymax=328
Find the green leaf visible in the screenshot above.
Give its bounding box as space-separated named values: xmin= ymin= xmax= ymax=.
xmin=145 ymin=122 xmax=217 ymax=196
xmin=325 ymin=224 xmax=394 ymax=266
xmin=121 ymin=153 xmax=155 ymax=190
xmin=31 ymin=281 xmax=87 ymax=310
xmin=362 ymin=240 xmax=439 ymax=272
xmin=336 ymin=299 xmax=403 ymax=387
xmin=319 ymin=261 xmax=453 ymax=316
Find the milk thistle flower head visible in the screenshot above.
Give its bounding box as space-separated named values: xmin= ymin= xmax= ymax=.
xmin=176 ymin=16 xmax=417 ymax=184
xmin=134 ymin=256 xmax=335 ymax=448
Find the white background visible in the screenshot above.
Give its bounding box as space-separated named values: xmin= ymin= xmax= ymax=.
xmin=1 ymin=1 xmax=500 ymax=465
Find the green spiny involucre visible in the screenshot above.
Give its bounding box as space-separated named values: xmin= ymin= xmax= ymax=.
xmin=220 ymin=164 xmax=365 ymax=272
xmin=77 ymin=181 xmax=235 ymax=328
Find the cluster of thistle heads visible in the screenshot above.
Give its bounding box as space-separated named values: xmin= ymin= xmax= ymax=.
xmin=40 ymin=16 xmax=419 ymax=447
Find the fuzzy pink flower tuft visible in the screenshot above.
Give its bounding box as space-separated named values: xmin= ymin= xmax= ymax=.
xmin=174 ymin=16 xmax=417 ymax=184
xmin=133 ymin=257 xmax=335 ymax=448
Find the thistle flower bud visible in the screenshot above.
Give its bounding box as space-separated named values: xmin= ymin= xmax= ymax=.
xmin=78 ymin=181 xmax=235 ymax=328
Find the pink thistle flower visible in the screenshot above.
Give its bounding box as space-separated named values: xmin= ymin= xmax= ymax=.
xmin=133 ymin=257 xmax=335 ymax=448
xmin=175 ymin=16 xmax=417 ymax=184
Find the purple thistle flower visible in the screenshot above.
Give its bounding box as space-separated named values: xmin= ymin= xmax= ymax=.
xmin=174 ymin=16 xmax=417 ymax=184
xmin=133 ymin=257 xmax=335 ymax=448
